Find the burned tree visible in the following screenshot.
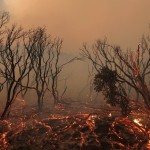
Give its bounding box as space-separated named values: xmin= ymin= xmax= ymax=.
xmin=0 ymin=25 xmax=33 ymax=119
xmin=49 ymin=39 xmax=63 ymax=105
xmin=24 ymin=27 xmax=53 ymax=111
xmin=81 ymin=38 xmax=150 ymax=114
xmin=24 ymin=28 xmax=76 ymax=109
xmin=49 ymin=40 xmax=77 ymax=105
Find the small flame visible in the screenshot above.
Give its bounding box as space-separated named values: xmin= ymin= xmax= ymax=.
xmin=133 ymin=118 xmax=142 ymax=126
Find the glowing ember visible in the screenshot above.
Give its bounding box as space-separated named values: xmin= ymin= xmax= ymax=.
xmin=108 ymin=113 xmax=112 ymax=117
xmin=147 ymin=140 xmax=150 ymax=149
xmin=146 ymin=131 xmax=150 ymax=149
xmin=80 ymin=132 xmax=85 ymax=147
xmin=133 ymin=118 xmax=142 ymax=126
xmin=0 ymin=132 xmax=8 ymax=149
xmin=0 ymin=105 xmax=149 ymax=149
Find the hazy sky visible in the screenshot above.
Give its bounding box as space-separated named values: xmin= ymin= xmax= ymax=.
xmin=1 ymin=0 xmax=150 ymax=53
xmin=0 ymin=1 xmax=150 ymax=100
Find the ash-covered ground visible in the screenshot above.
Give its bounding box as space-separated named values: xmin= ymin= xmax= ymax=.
xmin=0 ymin=102 xmax=150 ymax=150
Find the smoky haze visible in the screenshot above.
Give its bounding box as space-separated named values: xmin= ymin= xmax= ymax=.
xmin=0 ymin=0 xmax=150 ymax=103
xmin=3 ymin=0 xmax=150 ymax=51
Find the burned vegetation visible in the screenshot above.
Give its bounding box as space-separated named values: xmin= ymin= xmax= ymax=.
xmin=0 ymin=107 xmax=149 ymax=150
xmin=0 ymin=12 xmax=150 ymax=149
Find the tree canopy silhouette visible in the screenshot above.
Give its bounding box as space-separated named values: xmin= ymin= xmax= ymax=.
xmin=94 ymin=66 xmax=130 ymax=116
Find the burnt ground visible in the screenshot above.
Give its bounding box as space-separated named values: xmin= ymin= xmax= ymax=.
xmin=0 ymin=103 xmax=150 ymax=150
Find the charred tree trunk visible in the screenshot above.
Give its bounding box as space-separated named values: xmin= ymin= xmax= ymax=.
xmin=0 ymin=81 xmax=14 ymax=119
xmin=37 ymin=92 xmax=43 ymax=111
xmin=0 ymin=103 xmax=11 ymax=120
xmin=51 ymin=77 xmax=58 ymax=105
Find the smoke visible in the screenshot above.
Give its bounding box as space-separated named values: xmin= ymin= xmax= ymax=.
xmin=0 ymin=0 xmax=6 ymax=10
xmin=3 ymin=0 xmax=150 ymax=52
